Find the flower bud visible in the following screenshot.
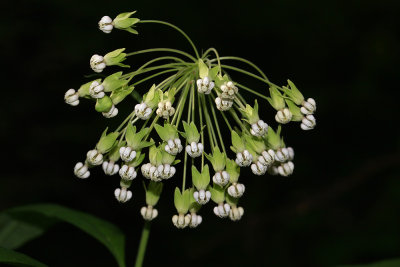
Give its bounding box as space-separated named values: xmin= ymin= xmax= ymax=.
xmin=156 ymin=101 xmax=175 ymax=119
xmin=235 ymin=150 xmax=253 ymax=167
xmin=74 ymin=162 xmax=90 ymax=179
xmin=114 ymin=187 xmax=132 ymax=203
xmin=64 ymin=89 xmax=79 ymax=106
xmin=220 ymin=81 xmax=238 ymax=98
xmin=213 ymin=203 xmax=231 ymax=218
xmin=250 ymin=120 xmax=268 ymax=137
xmin=102 ymin=105 xmax=118 ymax=118
xmin=157 ymin=164 xmax=176 ymax=179
xmin=278 ymin=161 xmax=294 ymax=176
xmin=86 ymin=149 xmax=103 ymax=166
xmin=119 ymin=165 xmax=137 ymax=180
xmin=287 ymin=147 xmax=295 ymax=161
xmin=300 ymin=115 xmax=316 ymax=130
xmin=189 ymin=213 xmax=202 ymax=228
xmin=172 ymin=213 xmax=191 ymax=229
xmin=229 ymin=206 xmax=244 ymax=221
xmin=98 ymin=16 xmax=113 ymax=33
xmin=227 ymin=183 xmax=245 ymax=198
xmin=135 ymin=102 xmax=152 ymax=120
xmin=141 ymin=163 xmax=151 ymax=178
xmin=251 ymin=161 xmax=267 ymax=175
xmin=301 ymin=98 xmax=316 ymax=115
xmin=165 ymin=138 xmax=183 ymax=155
xmin=102 ymin=161 xmax=119 ymax=176
xmin=212 ymin=170 xmax=230 ymax=186
xmin=275 ymin=147 xmax=290 ymax=163
xmin=119 ymin=146 xmax=136 ymax=162
xmin=215 ymin=97 xmax=233 ymax=111
xmin=258 ymin=149 xmax=275 ymax=166
xmin=89 ymin=81 xmax=105 ymax=99
xmin=140 ymin=205 xmax=158 ymax=221
xmin=197 ymin=77 xmax=214 ymax=94
xmin=185 ymin=142 xmax=203 ymax=158
xmin=275 ymin=108 xmax=292 ymax=124
xmin=193 ymin=189 xmax=211 ymax=205
xmin=90 ymin=54 xmax=106 ymax=73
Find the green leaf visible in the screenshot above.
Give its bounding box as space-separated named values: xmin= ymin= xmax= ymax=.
xmin=5 ymin=204 xmax=126 ymax=267
xmin=198 ymin=59 xmax=209 ymax=79
xmin=0 ymin=247 xmax=48 ymax=267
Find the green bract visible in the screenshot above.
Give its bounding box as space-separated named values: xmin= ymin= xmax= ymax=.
xmin=154 ymin=123 xmax=178 ymax=142
xmin=174 ymin=188 xmax=191 ymax=214
xmin=226 ymin=159 xmax=240 ymax=183
xmin=145 ymin=181 xmax=163 ymax=206
xmin=266 ymin=126 xmax=282 ymax=150
xmin=110 ymin=85 xmax=134 ymax=105
xmin=95 ymin=96 xmax=113 ymax=113
xmin=125 ymin=124 xmax=153 ymax=150
xmin=148 ymin=144 xmax=162 ymax=166
xmin=161 ymin=149 xmax=177 ymax=165
xmin=198 ymin=59 xmax=209 ymax=79
xmin=286 ymin=99 xmax=303 ymax=122
xmin=205 ymin=147 xmax=226 ymax=172
xmin=230 ymin=130 xmax=246 ymax=153
xmin=240 ymin=100 xmax=260 ymax=124
xmin=192 ymin=165 xmax=210 ymax=190
xmin=104 ymin=48 xmax=129 ymax=68
xmin=267 ymin=86 xmax=286 ymax=111
xmin=102 ymin=72 xmax=128 ymax=92
xmin=282 ymin=80 xmax=304 ymax=105
xmin=96 ymin=129 xmax=119 ymax=154
xmin=209 ymin=184 xmax=225 ymax=204
xmin=181 ymin=121 xmax=200 ymax=143
xmin=113 ymin=11 xmax=140 ymax=34
xmin=143 ymin=84 xmax=162 ymax=108
xmin=108 ymin=141 xmax=126 ymax=162
xmin=244 ymin=134 xmax=266 ymax=154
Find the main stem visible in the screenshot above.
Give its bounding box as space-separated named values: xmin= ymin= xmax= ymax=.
xmin=134 ymin=221 xmax=151 ymax=267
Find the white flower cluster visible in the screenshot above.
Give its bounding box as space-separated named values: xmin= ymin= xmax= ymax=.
xmin=102 ymin=160 xmax=119 ymax=176
xmin=64 ymin=89 xmax=80 ymax=106
xmin=275 ymin=108 xmax=292 ymax=124
xmin=268 ymin=147 xmax=295 ymax=177
xmin=165 ymin=139 xmax=183 ymax=155
xmin=114 ymin=187 xmax=132 ymax=203
xmin=197 ymin=77 xmax=214 ymax=94
xmin=212 ymin=171 xmax=230 ymax=186
xmin=186 ymin=142 xmax=204 ymax=158
xmin=99 ymin=16 xmax=113 ymax=34
xmin=193 ymin=189 xmax=211 ymax=205
xmin=250 ymin=120 xmax=268 ymax=137
xmin=300 ymin=98 xmax=317 ymax=130
xmin=135 ymin=102 xmax=152 ymax=120
xmin=141 ymin=205 xmax=158 ymax=221
xmin=235 ymin=150 xmax=253 ymax=167
xmin=227 ymin=183 xmax=245 ymax=198
xmin=90 ymin=54 xmax=106 ymax=73
xmin=156 ymin=101 xmax=175 ymax=119
xmin=215 ymin=81 xmax=237 ymax=111
xmin=172 ymin=213 xmax=192 ymax=229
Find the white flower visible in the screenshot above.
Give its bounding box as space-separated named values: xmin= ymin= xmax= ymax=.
xmin=141 ymin=163 xmax=152 ymax=178
xmin=102 ymin=161 xmax=119 ymax=176
xmin=213 ymin=203 xmax=231 ymax=218
xmin=90 ymin=54 xmax=106 ymax=73
xmin=301 ymin=98 xmax=316 ymax=115
xmin=189 ymin=213 xmax=202 ymax=228
xmin=196 ymin=77 xmax=214 ymax=94
xmin=165 ymin=138 xmax=183 ymax=155
xmin=140 ymin=205 xmax=158 ymax=221
xmin=64 ymin=89 xmax=79 ymax=106
xmin=103 ymin=105 xmax=118 ymax=118
xmin=275 ymin=108 xmax=292 ymax=124
xmin=119 ymin=165 xmax=137 ymax=180
xmin=215 ymin=97 xmax=233 ymax=111
xmin=119 ymin=146 xmax=136 ymax=162
xmin=229 ymin=206 xmax=244 ymax=221
xmin=185 ymin=142 xmax=203 ymax=158
xmin=98 ymin=16 xmax=113 ymax=33
xmin=135 ymin=102 xmax=152 ymax=120
xmin=275 ymin=147 xmax=290 ymax=163
xmin=227 ymin=183 xmax=245 ymax=198
xmin=251 ymin=161 xmax=267 ymax=175
xmin=89 ymin=81 xmax=105 ymax=99
xmin=86 ymin=149 xmax=103 ymax=166
xmin=268 ymin=165 xmax=279 ymax=176
xmin=235 ymin=150 xmax=253 ymax=167
xmin=74 ymin=162 xmax=90 ymax=179
xmin=212 ymin=171 xmax=230 ymax=186
xmin=258 ymin=149 xmax=275 ymax=166
xmin=278 ymin=161 xmax=294 ymax=177
xmin=142 ymin=165 xmax=160 ymax=182
xmin=172 ymin=213 xmax=191 ymax=229
xmin=287 ymin=147 xmax=295 ymax=161
xmin=301 ymin=115 xmax=316 ymax=130
xmin=193 ymin=189 xmax=211 ymax=205
xmin=156 ymin=101 xmax=175 ymax=119
xmin=250 ymin=120 xmax=268 ymax=137
xmin=220 ymin=81 xmax=238 ymax=99
xmin=157 ymin=164 xmax=176 ymax=179
xmin=114 ymin=187 xmax=132 ymax=203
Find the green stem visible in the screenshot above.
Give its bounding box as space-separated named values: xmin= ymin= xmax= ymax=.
xmin=208 ymin=96 xmax=226 ymax=154
xmin=201 ymin=94 xmax=218 ymax=150
xmin=126 ymin=48 xmax=197 ymax=62
xmin=198 ymin=93 xmax=205 ymax=170
xmin=203 ymin=48 xmax=221 ymax=74
xmin=134 ymin=221 xmax=151 ymax=267
xmin=138 ymin=20 xmax=200 ymax=59
xmin=210 ymin=56 xmax=269 ymax=80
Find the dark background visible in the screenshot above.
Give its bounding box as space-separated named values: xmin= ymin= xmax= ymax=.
xmin=2 ymin=0 xmax=400 ymax=266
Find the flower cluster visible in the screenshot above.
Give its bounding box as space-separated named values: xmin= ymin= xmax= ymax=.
xmin=66 ymin=10 xmax=317 ymax=229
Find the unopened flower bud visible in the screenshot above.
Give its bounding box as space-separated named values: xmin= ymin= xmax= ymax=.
xmin=74 ymin=162 xmax=90 ymax=179
xmin=213 ymin=203 xmax=231 ymax=218
xmin=251 ymin=161 xmax=267 ymax=175
xmin=197 ymin=77 xmax=214 ymax=94
xmin=86 ymin=149 xmax=103 ymax=166
xmin=250 ymin=120 xmax=268 ymax=137
xmin=301 ymin=98 xmax=316 ymax=115
xmin=172 ymin=213 xmax=191 ymax=229
xmin=90 ymin=54 xmax=106 ymax=73
xmin=119 ymin=165 xmax=137 ymax=180
xmin=98 ymin=16 xmax=113 ymax=33
xmin=215 ymin=97 xmax=233 ymax=111
xmin=278 ymin=161 xmax=294 ymax=176
xmin=119 ymin=146 xmax=136 ymax=162
xmin=102 ymin=161 xmax=119 ymax=176
xmin=275 ymin=147 xmax=290 ymax=162
xmin=114 ymin=187 xmax=132 ymax=203
xmin=157 ymin=164 xmax=176 ymax=179
xmin=229 ymin=206 xmax=244 ymax=221
xmin=89 ymin=81 xmax=105 ymax=99
xmin=212 ymin=171 xmax=230 ymax=186
xmin=189 ymin=213 xmax=202 ymax=228
xmin=156 ymin=101 xmax=175 ymax=119
xmin=300 ymin=115 xmax=316 ymax=130
xmin=275 ymin=108 xmax=292 ymax=124
xmin=227 ymin=183 xmax=245 ymax=198
xmin=258 ymin=149 xmax=275 ymax=166
xmin=140 ymin=205 xmax=158 ymax=221
xmin=64 ymin=89 xmax=79 ymax=106
xmin=135 ymin=102 xmax=152 ymax=120
xmin=235 ymin=150 xmax=253 ymax=167
xmin=193 ymin=189 xmax=211 ymax=205
xmin=186 ymin=142 xmax=203 ymax=158
xmin=102 ymin=105 xmax=118 ymax=118
xmin=165 ymin=138 xmax=183 ymax=155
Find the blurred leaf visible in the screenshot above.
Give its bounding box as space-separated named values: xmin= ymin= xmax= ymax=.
xmin=4 ymin=204 xmax=126 ymax=267
xmin=338 ymin=258 xmax=400 ymax=267
xmin=0 ymin=247 xmax=47 ymax=267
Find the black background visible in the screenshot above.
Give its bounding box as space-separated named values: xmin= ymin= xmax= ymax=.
xmin=2 ymin=0 xmax=400 ymax=266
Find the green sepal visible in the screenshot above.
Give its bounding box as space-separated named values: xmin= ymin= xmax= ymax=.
xmin=231 ymin=130 xmax=246 ymax=153
xmin=145 ymin=181 xmax=163 ymax=206
xmin=209 ymin=184 xmax=225 ymax=204
xmin=154 ymin=123 xmax=178 ymax=142
xmin=108 ymin=141 xmax=126 ymax=162
xmin=113 ymin=11 xmax=140 ymax=34
xmin=78 ymin=79 xmax=101 ymax=97
xmin=96 ymin=130 xmax=119 ymax=154
xmin=148 ymin=144 xmax=162 ymax=166
xmin=285 ymin=99 xmax=303 ymax=122
xmin=209 ymin=66 xmax=220 ymax=81
xmin=110 ymin=85 xmax=134 ymax=105
xmin=102 ymin=72 xmax=128 ymax=92
xmin=143 ymin=84 xmax=161 ymax=108
xmin=104 ymin=48 xmax=129 ymax=68
xmin=225 ymin=193 xmax=239 ymax=206
xmin=192 ymin=165 xmax=210 ymax=190
xmin=265 ymin=126 xmax=282 ymax=150
xmin=181 ymin=121 xmax=200 ymax=143
xmin=267 ymin=86 xmax=286 ymax=111
xmin=161 ymin=148 xmax=176 ymax=165
xmin=198 ymin=59 xmax=209 ymax=79
xmin=125 ymin=125 xmax=153 ymax=150
xmin=205 ymin=147 xmax=226 ymax=172
xmin=174 ymin=188 xmax=191 ymax=214
xmin=95 ymin=95 xmax=113 ymax=112
xmin=226 ymin=159 xmax=240 ymax=183
xmin=282 ymin=80 xmax=304 ymax=105
xmin=244 ymin=134 xmax=266 ymax=154
xmin=240 ymin=100 xmax=260 ymax=124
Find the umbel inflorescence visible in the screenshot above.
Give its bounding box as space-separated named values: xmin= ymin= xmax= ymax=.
xmin=65 ymin=11 xmax=317 ymax=229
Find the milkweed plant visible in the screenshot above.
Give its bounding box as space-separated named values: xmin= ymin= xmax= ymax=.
xmin=64 ymin=10 xmax=317 ymax=266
